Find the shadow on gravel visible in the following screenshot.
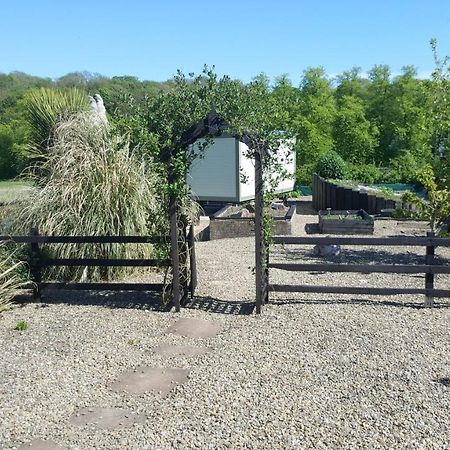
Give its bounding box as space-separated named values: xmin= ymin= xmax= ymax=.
xmin=40 ymin=289 xmax=171 ymax=312
xmin=270 ymin=297 xmax=449 ymax=309
xmin=184 ymin=296 xmax=255 ymax=315
xmin=277 ymin=247 xmax=450 ymax=266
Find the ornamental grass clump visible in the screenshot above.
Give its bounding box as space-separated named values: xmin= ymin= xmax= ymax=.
xmin=26 ymin=88 xmax=89 ymax=157
xmin=0 ymin=244 xmax=27 ymax=314
xmin=22 ymin=113 xmax=165 ymax=281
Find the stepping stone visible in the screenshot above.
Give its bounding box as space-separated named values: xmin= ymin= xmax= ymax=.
xmin=111 ymin=367 xmax=189 ymax=396
xmin=69 ymin=407 xmax=145 ymax=430
xmin=18 ymin=440 xmax=65 ymax=450
xmin=154 ymin=344 xmax=211 ymax=357
xmin=167 ymin=318 xmax=222 ymax=338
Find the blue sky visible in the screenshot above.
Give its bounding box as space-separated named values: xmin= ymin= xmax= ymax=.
xmin=1 ymin=0 xmax=450 ymax=84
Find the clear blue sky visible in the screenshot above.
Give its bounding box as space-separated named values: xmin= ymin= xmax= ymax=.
xmin=1 ymin=0 xmax=450 ymax=84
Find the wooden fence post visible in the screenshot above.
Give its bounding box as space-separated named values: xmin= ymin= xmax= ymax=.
xmin=29 ymin=227 xmax=41 ymax=301
xmin=255 ymin=147 xmax=264 ymax=314
xmin=425 ymin=231 xmax=435 ymax=307
xmin=188 ymin=224 xmax=197 ymax=298
xmin=312 ymin=174 xmax=317 ymax=210
xmin=169 ymin=196 xmax=181 ymax=312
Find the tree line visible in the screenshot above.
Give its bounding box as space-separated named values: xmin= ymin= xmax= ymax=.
xmin=0 ymin=62 xmax=448 ymax=186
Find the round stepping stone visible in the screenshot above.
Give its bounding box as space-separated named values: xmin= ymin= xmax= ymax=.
xmin=154 ymin=344 xmax=211 ymax=357
xmin=18 ymin=440 xmax=65 ymax=450
xmin=69 ymin=407 xmax=145 ymax=429
xmin=166 ymin=318 xmax=222 ymax=338
xmin=111 ymin=367 xmax=189 ymax=396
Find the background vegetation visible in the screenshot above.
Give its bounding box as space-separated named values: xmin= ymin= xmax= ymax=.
xmin=0 ymin=61 xmax=446 ymax=187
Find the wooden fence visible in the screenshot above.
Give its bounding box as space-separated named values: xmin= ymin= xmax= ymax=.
xmin=256 ymin=232 xmax=450 ymax=312
xmin=312 ymin=174 xmax=404 ymax=214
xmin=1 ymin=224 xmax=197 ymax=312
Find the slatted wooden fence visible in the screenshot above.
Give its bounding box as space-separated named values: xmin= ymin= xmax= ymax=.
xmin=1 ymin=225 xmax=197 ymax=312
xmin=257 ymin=233 xmax=450 ymax=311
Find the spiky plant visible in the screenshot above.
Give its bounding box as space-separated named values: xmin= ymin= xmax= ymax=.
xmin=0 ymin=244 xmax=27 ymax=314
xmin=21 ymin=113 xmax=166 ymax=281
xmin=25 ymin=88 xmax=89 ymax=158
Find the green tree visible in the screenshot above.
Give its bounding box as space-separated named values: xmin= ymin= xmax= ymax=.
xmin=333 ymin=95 xmax=378 ymax=164
xmin=0 ymin=121 xmax=28 ymax=179
xmin=335 ymin=67 xmax=369 ymax=102
xmin=295 ymin=67 xmax=336 ymax=164
xmin=366 ymin=64 xmax=395 ymax=163
xmin=389 ymin=66 xmax=433 ymax=160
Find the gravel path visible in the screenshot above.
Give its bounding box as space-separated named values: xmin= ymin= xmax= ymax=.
xmin=0 ymin=211 xmax=449 ymax=449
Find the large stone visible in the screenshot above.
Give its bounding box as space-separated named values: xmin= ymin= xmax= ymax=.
xmin=111 ymin=367 xmax=189 ymax=396
xmin=17 ymin=440 xmax=65 ymax=450
xmin=166 ymin=318 xmax=223 ymax=338
xmin=69 ymin=407 xmax=145 ymax=429
xmin=154 ymin=344 xmax=211 ymax=357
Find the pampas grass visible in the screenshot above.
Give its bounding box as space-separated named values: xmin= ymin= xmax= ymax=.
xmin=0 ymin=244 xmax=26 ymax=313
xmin=22 ymin=114 xmax=166 ymax=281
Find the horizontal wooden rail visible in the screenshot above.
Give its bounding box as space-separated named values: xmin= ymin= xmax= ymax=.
xmin=42 ymin=258 xmax=171 ymax=267
xmin=272 ymin=235 xmax=450 ymax=247
xmin=0 ymin=235 xmax=170 ymax=244
xmin=39 ymin=282 xmax=165 ymax=291
xmin=268 ymin=262 xmax=450 ymax=274
xmin=268 ymin=284 xmax=450 ymax=297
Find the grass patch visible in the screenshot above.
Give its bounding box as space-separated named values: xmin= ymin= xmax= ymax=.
xmin=14 ymin=320 xmax=28 ymax=331
xmin=0 ymin=180 xmax=32 ymax=203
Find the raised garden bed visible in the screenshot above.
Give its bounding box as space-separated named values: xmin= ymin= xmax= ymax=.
xmin=209 ymin=203 xmax=296 ymax=240
xmin=318 ymin=209 xmax=374 ymax=235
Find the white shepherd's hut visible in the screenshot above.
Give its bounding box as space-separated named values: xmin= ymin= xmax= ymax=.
xmin=187 ymin=135 xmax=296 ymax=203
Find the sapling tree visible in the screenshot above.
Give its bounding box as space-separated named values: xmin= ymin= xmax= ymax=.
xmin=401 ymin=165 xmax=450 ymax=233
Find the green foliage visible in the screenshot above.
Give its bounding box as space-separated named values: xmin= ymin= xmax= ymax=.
xmin=346 ymin=163 xmax=383 ymax=184
xmin=14 ymin=320 xmax=28 ymax=331
xmin=295 ymin=162 xmax=315 ymax=186
xmin=315 ymin=151 xmax=347 ymax=180
xmin=333 ymin=95 xmax=379 ymax=163
xmin=386 ymin=150 xmax=423 ymax=183
xmin=25 ymin=88 xmax=89 ymax=157
xmin=0 ymin=122 xmax=28 ymax=179
xmin=295 ymin=68 xmax=336 ymax=164
xmin=401 ymin=165 xmax=450 ymax=231
xmin=21 ymin=114 xmax=165 ymax=281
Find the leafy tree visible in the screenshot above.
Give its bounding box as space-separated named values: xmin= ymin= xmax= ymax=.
xmin=270 ymin=74 xmax=302 ymax=131
xmin=0 ymin=122 xmax=28 ymax=179
xmin=430 ymin=38 xmax=450 ymax=159
xmin=366 ymin=64 xmax=396 ymax=163
xmin=389 ymin=66 xmax=433 ymax=160
xmin=333 ymin=95 xmax=378 ymax=164
xmin=295 ymin=67 xmax=336 ymax=164
xmin=402 ymin=165 xmax=450 ymax=232
xmin=335 ymin=67 xmax=369 ymax=102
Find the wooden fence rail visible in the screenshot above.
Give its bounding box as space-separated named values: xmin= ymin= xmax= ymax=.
xmin=258 ymin=232 xmax=450 ymax=310
xmin=1 ymin=225 xmax=198 ymax=311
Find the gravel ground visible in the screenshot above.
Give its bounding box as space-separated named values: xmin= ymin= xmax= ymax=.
xmin=0 ymin=208 xmax=449 ymax=450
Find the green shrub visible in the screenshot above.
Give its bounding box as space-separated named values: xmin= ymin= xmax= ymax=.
xmin=387 ymin=150 xmax=423 ymax=183
xmin=0 ymin=122 xmax=28 ymax=179
xmin=401 ymin=164 xmax=450 ymax=232
xmin=314 ymin=151 xmax=347 ymax=180
xmin=295 ymin=162 xmax=315 ymax=186
xmin=21 ymin=114 xmax=166 ymax=281
xmin=347 ymin=163 xmax=383 ymax=184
